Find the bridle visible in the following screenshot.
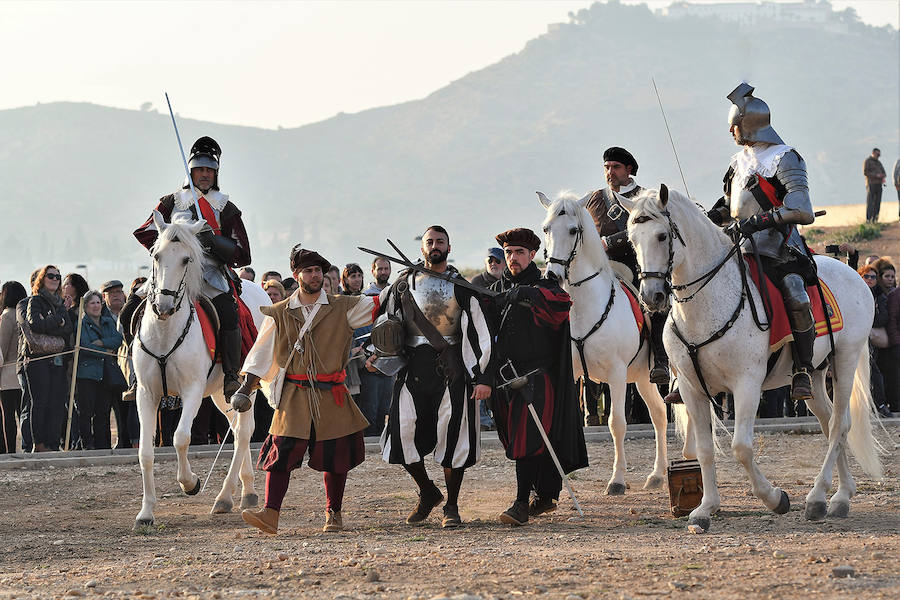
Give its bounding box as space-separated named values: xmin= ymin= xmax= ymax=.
xmin=634 ymin=209 xmax=687 ymax=298
xmin=543 ymin=209 xmax=601 ymax=288
xmin=148 ymin=254 xmax=191 ymax=317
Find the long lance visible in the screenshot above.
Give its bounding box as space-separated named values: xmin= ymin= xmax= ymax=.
xmin=358 ymin=240 xmax=500 ymax=297
xmin=651 ymin=77 xmax=691 ymax=200
xmin=164 ymin=92 xmax=202 ymax=219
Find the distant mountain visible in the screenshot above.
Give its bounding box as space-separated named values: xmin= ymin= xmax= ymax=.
xmin=0 ymin=0 xmax=897 ymax=283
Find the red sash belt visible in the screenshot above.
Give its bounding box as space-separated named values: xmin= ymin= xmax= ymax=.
xmin=286 ymin=371 xmax=348 ymax=406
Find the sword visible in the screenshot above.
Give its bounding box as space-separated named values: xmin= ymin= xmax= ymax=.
xmin=358 ymin=240 xmax=500 ymax=297
xmin=651 ymin=77 xmax=691 ymax=200
xmin=164 ymin=92 xmax=202 ymax=220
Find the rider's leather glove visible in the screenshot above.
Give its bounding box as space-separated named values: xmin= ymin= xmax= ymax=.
xmin=726 ymin=212 xmax=776 ymax=237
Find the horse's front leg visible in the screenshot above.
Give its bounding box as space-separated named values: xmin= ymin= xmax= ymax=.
xmin=681 ymin=382 xmax=720 ymax=532
xmin=135 ymin=385 xmax=161 ymax=529
xmin=634 ymin=374 xmax=667 ymax=490
xmin=174 ymin=388 xmax=204 ymax=495
xmin=209 ymin=390 xmax=257 ymax=513
xmin=604 ymin=370 xmax=628 ymax=495
xmin=730 ymin=382 xmax=790 ymax=515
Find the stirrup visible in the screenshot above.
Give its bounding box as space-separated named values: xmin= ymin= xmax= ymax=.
xmin=790 ymin=370 xmax=813 ymax=402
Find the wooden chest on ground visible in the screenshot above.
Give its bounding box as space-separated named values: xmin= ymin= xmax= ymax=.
xmin=667 ymin=459 xmax=703 ymax=517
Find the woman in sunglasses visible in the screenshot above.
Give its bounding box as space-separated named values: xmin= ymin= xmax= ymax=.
xmin=18 ymin=265 xmax=73 ymax=451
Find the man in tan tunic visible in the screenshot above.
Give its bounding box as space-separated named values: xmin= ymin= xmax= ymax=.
xmin=232 ymin=247 xmax=382 ymax=535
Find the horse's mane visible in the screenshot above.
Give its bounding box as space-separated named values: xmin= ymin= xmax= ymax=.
xmin=150 ymin=218 xmax=205 ymax=301
xmin=627 ymin=187 xmax=693 ymax=223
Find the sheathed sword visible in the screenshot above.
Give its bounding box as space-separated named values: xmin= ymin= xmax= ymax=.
xmin=358 ymin=239 xmax=500 ymax=297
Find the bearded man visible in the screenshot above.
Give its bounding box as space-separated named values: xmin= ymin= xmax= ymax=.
xmin=486 ymin=228 xmax=588 ymax=525
xmin=233 ymin=247 xmax=383 ymax=534
xmin=373 ymin=225 xmax=492 ymax=528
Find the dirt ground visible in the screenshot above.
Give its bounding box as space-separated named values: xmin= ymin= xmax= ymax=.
xmin=0 ymin=428 xmax=897 ymax=600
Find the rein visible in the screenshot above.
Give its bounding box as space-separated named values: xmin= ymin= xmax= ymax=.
xmin=137 ymin=250 xmax=197 ymax=400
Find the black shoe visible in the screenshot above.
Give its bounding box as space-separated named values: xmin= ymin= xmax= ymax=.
xmin=585 ymin=414 xmax=601 ymax=427
xmin=499 ymin=501 xmax=529 ymax=526
xmin=406 ymin=484 xmax=443 ymax=524
xmin=441 ymin=504 xmax=462 ymax=528
xmin=790 ymin=370 xmax=813 ymax=403
xmin=649 ymin=360 xmax=670 ymax=386
xmin=876 ymin=404 xmax=893 ymax=419
xmin=528 ymin=496 xmax=557 ymax=517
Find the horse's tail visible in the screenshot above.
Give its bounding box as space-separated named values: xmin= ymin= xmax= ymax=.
xmin=672 ymin=403 xmax=689 ymax=443
xmin=847 ymin=342 xmax=884 ymax=479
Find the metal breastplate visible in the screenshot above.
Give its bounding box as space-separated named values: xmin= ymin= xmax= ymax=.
xmin=405 ymin=272 xmax=461 ymax=347
xmin=729 ymin=176 xmax=796 ymax=260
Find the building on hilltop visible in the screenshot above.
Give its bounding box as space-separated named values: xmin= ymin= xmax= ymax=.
xmin=663 ymin=0 xmax=849 ymax=33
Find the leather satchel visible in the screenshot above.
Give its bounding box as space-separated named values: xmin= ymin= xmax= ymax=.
xmin=20 ymin=321 xmax=65 ymax=356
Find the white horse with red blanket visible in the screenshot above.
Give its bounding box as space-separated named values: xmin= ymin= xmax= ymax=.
xmin=622 ymin=185 xmax=882 ymax=532
xmin=132 ymin=212 xmax=269 ymax=530
xmin=540 ymin=191 xmax=688 ymax=495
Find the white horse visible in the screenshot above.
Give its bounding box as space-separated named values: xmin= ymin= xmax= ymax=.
xmin=622 ymin=185 xmax=882 ymax=532
xmin=539 ymin=191 xmax=687 ymax=494
xmin=133 ymin=212 xmax=269 ymax=530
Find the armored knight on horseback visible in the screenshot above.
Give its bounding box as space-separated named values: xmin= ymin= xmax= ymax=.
xmin=709 ymin=83 xmax=816 ymax=402
xmin=126 ymin=136 xmax=251 ymax=398
xmin=584 ymin=147 xmax=670 ymax=385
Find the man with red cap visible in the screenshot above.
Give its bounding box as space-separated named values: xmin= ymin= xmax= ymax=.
xmin=232 ymin=246 xmax=383 ymax=535
xmin=486 ymin=228 xmax=588 ymax=526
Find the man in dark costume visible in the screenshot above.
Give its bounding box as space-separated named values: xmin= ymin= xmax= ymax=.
xmin=487 ymin=228 xmax=588 ymax=526
xmin=584 ymin=147 xmax=670 ymax=386
xmin=128 ymin=136 xmax=251 ymax=397
xmin=373 ymin=225 xmax=493 ymax=528
xmin=709 ymin=83 xmax=817 ymax=402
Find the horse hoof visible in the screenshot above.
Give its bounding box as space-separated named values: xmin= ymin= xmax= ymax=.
xmin=827 ymin=500 xmax=850 ymax=519
xmin=133 ymin=518 xmax=154 ymax=532
xmin=643 ymin=476 xmax=665 ymax=490
xmin=605 ymin=482 xmax=626 ymax=496
xmin=211 ymin=500 xmax=233 ymax=514
xmin=773 ymin=490 xmax=790 ymax=515
xmin=182 ymin=477 xmax=201 ymax=496
xmin=687 ymin=516 xmax=709 ymax=533
xmin=804 ymin=501 xmax=827 ymax=521
xmin=240 ymin=494 xmax=259 ymax=510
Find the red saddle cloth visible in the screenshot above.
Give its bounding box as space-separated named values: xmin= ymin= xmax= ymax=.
xmin=619 ymin=282 xmax=645 ymax=335
xmin=743 ymin=256 xmax=843 ymax=351
xmin=194 ymin=289 xmax=258 ymax=363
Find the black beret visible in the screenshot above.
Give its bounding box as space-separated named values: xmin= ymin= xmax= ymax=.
xmin=290 ymin=248 xmax=331 ymax=272
xmin=495 ymin=228 xmax=541 ymax=252
xmin=603 ymin=146 xmax=638 ymax=175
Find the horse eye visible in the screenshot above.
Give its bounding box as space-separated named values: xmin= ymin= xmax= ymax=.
xmin=658 ymin=233 xmax=668 ymax=242
xmin=182 ymin=257 xmax=190 ymax=265
xmin=542 ymin=226 xmax=549 ymax=233
xmin=569 ymin=227 xmax=578 ymax=235
xmin=558 ymin=209 xmax=566 ymax=216
xmin=152 ymin=254 xmax=159 ymax=262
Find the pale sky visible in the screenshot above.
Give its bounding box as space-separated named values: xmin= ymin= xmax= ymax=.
xmin=1 ymin=0 xmax=896 ymax=129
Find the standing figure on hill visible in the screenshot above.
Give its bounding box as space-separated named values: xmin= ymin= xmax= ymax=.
xmin=373 ymin=225 xmax=493 ymax=529
xmin=487 ymin=228 xmax=588 ymax=526
xmin=708 ymin=82 xmax=816 ymax=403
xmin=129 ymin=136 xmax=251 ymax=398
xmin=584 ymin=147 xmax=669 ymax=386
xmin=863 ymin=148 xmax=887 ymax=223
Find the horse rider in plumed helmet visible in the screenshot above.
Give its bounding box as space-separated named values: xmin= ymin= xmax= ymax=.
xmin=126 ymin=136 xmax=252 ymax=398
xmin=708 ymin=83 xmax=817 ymax=403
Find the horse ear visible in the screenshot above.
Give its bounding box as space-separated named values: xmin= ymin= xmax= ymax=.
xmin=152 ymin=210 xmax=167 ymax=233
xmin=616 ymin=191 xmax=637 ymax=213
xmin=188 ymin=219 xmax=207 ymax=236
xmin=659 ymin=183 xmax=669 ymax=207
xmin=577 ymin=192 xmax=591 ymax=208
xmin=537 ymin=191 xmax=551 ymax=208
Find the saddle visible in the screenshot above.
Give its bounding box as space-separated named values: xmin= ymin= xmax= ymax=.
xmin=130 ymin=296 xmax=220 ymax=360
xmin=743 ymin=256 xmax=843 ymax=352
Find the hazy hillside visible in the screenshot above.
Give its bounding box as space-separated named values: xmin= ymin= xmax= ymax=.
xmin=0 ymin=0 xmax=897 ymax=282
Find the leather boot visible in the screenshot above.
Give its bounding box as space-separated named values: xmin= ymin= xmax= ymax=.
xmin=790 ymin=325 xmax=816 ymax=403
xmin=220 ymin=327 xmax=242 ymax=399
xmin=648 ymin=311 xmax=670 ymax=385
xmin=323 ymin=509 xmax=343 ymax=532
xmin=118 ymin=293 xmax=143 ymax=345
xmin=241 ymin=507 xmax=279 ymax=534
xmin=231 ymin=374 xmax=260 ymax=413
